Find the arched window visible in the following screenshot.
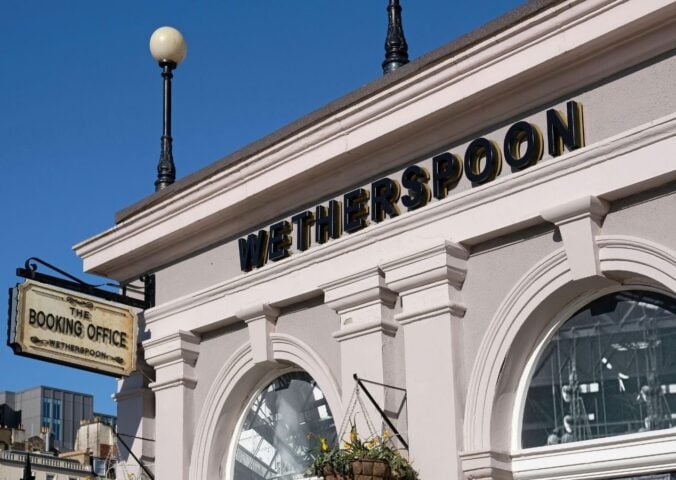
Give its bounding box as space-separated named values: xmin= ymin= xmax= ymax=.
xmin=522 ymin=290 xmax=676 ymax=449
xmin=232 ymin=371 xmax=337 ymax=479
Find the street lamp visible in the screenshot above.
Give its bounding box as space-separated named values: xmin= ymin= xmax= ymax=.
xmin=149 ymin=26 xmax=187 ymax=191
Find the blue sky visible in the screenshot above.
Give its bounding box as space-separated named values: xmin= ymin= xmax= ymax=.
xmin=1 ymin=0 xmax=524 ymax=415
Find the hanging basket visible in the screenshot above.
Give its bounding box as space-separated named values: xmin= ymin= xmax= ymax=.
xmin=322 ymin=464 xmax=351 ymax=480
xmin=352 ymin=459 xmax=392 ymax=480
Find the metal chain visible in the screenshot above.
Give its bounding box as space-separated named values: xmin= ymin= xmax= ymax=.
xmin=338 ymin=380 xmax=378 ymax=441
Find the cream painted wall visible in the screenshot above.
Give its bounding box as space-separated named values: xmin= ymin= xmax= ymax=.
xmin=275 ymin=300 xmax=342 ymax=386
xmin=152 ymin=52 xmax=676 ymax=304
xmin=192 ymin=323 xmax=248 ymax=414
xmin=603 ymin=182 xmax=676 ymax=247
xmin=461 ymin=226 xmax=560 ymax=381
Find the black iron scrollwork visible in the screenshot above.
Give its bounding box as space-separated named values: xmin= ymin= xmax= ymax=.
xmin=17 ymin=257 xmax=153 ymax=310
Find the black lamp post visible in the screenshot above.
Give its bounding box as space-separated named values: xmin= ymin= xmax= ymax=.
xmin=382 ymin=0 xmax=409 ymax=74
xmin=149 ymin=26 xmax=187 ymax=192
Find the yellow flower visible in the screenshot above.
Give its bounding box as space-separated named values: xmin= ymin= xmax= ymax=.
xmin=383 ymin=429 xmax=391 ymax=440
xmin=320 ymin=437 xmax=329 ymax=452
xmin=350 ymin=425 xmax=358 ymax=443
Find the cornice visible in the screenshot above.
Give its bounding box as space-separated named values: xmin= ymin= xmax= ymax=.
xmin=236 ymin=303 xmax=280 ymax=322
xmin=74 ymin=0 xmax=676 ymax=281
xmin=321 ymin=267 xmax=398 ymax=313
xmin=382 ymin=240 xmax=469 ymax=293
xmin=139 ymin=114 xmax=676 ymax=336
xmin=143 ymin=330 xmax=200 ymax=368
xmin=149 ymin=377 xmax=197 ymax=393
xmin=332 ymin=319 xmax=399 ymax=342
xmin=395 ymin=302 xmax=467 ymax=327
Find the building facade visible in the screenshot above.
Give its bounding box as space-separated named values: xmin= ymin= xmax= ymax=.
xmin=75 ymin=1 xmax=676 ymax=479
xmin=0 ymin=451 xmax=94 ymax=480
xmin=0 ymin=387 xmax=95 ymax=452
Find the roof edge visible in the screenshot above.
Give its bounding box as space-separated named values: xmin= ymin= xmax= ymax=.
xmin=116 ymin=0 xmax=565 ymax=224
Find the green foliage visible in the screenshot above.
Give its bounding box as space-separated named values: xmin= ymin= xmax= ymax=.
xmin=309 ymin=445 xmax=353 ymax=477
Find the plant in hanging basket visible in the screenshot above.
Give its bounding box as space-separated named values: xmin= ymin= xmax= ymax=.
xmin=343 ymin=425 xmax=418 ymax=480
xmin=307 ymin=436 xmax=353 ymax=479
xmin=306 ymin=425 xmax=419 ymax=480
xmin=352 ymin=458 xmax=392 ymax=480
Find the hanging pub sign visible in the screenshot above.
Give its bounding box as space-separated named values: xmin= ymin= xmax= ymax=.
xmin=8 ymin=279 xmax=137 ymax=377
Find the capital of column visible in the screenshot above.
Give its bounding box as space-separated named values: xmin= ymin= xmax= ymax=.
xmin=382 ymin=241 xmax=468 ymax=319
xmin=322 ymin=267 xmax=398 ymax=338
xmin=382 ymin=241 xmax=469 ymax=294
xmin=323 ymin=267 xmax=397 ymax=313
xmin=144 ymin=330 xmax=200 ymax=392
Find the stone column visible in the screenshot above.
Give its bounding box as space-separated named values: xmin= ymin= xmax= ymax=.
xmin=322 ymin=267 xmax=398 ymax=439
xmin=144 ymin=330 xmax=199 ymax=480
xmin=382 ymin=241 xmax=469 ymax=480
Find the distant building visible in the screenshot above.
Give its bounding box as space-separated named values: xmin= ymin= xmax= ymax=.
xmin=0 ymin=450 xmax=94 ymax=480
xmin=61 ymin=418 xmax=117 ymax=479
xmin=0 ymin=386 xmax=115 ymax=452
xmin=0 ymin=419 xmax=117 ymax=479
xmin=93 ymin=413 xmax=117 ymax=432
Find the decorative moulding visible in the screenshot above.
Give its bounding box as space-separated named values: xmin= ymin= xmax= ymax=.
xmin=394 ymin=302 xmax=467 ymax=327
xmin=189 ymin=335 xmax=342 ymax=480
xmin=144 ymin=330 xmax=200 ymax=392
xmin=464 ymin=235 xmax=676 ymax=455
xmin=382 ymin=240 xmax=469 ymax=293
xmin=237 ymin=303 xmax=280 ymax=365
xmin=331 ymin=318 xmax=399 ymax=343
xmin=511 ymin=429 xmax=676 ymax=480
xmin=75 ymin=0 xmax=676 ymax=282
xmin=143 ymin=330 xmax=200 ymax=368
xmin=460 ymin=449 xmax=512 ymax=480
xmin=141 ymin=111 xmax=676 ymax=339
xmin=321 ymin=267 xmax=397 ymax=314
xmin=541 ymin=195 xmax=610 ymax=280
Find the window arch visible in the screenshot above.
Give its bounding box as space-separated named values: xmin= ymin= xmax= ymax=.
xmin=522 ymin=289 xmax=676 ymax=448
xmin=231 ymin=371 xmax=337 ymax=480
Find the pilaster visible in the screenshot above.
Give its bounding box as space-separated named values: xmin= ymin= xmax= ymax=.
xmin=322 ymin=267 xmax=398 ymax=438
xmin=382 ymin=241 xmax=469 ymax=480
xmin=144 ymin=330 xmax=200 ymax=480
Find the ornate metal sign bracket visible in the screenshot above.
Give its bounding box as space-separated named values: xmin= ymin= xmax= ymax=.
xmin=16 ymin=257 xmax=154 ymax=310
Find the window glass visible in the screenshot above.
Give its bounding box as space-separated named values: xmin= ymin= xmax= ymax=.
xmin=233 ymin=372 xmax=336 ymax=479
xmin=522 ymin=291 xmax=676 ymax=448
xmin=42 ymin=397 xmax=52 ymax=430
xmin=53 ymin=399 xmax=62 ymax=440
